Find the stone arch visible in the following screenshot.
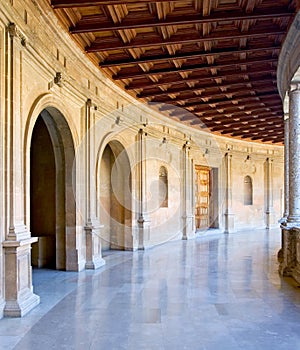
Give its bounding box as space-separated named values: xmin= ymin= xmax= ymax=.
xmin=98 ymin=139 xmax=133 ymax=251
xmin=27 ymin=105 xmax=77 ymax=270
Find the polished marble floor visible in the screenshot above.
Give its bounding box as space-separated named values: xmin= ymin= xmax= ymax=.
xmin=1 ymin=228 xmax=300 ymax=350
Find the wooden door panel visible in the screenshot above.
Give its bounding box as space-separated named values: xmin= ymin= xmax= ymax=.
xmin=195 ymin=165 xmax=210 ymax=230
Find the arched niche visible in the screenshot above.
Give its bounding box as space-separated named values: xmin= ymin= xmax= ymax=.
xmin=99 ymin=140 xmax=133 ymax=251
xmin=244 ymin=175 xmax=253 ymax=206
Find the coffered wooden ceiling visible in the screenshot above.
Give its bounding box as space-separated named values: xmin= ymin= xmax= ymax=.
xmin=50 ymin=0 xmax=298 ymax=144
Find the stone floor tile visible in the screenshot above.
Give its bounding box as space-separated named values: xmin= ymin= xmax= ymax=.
xmin=1 ymin=228 xmax=300 ymax=349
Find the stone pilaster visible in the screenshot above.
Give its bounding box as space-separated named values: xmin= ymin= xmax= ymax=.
xmin=182 ymin=141 xmax=195 ymax=240
xmin=84 ymin=99 xmax=105 ymax=269
xmin=265 ymin=158 xmax=275 ymax=228
xmin=280 ymin=84 xmax=300 ymax=282
xmin=3 ymin=23 xmax=39 ymax=317
xmin=137 ymin=128 xmax=150 ymax=250
xmin=224 ymin=152 xmax=234 ymax=233
xmin=279 ymin=115 xmax=289 ymax=223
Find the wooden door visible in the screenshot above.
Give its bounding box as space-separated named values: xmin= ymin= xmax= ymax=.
xmin=195 ymin=165 xmax=210 ymax=230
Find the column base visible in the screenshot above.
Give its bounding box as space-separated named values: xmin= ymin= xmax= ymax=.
xmin=278 ymin=216 xmax=288 ymax=224
xmin=266 ymin=210 xmax=276 ymax=229
xmin=137 ymin=216 xmax=150 ymax=250
xmin=3 ymin=237 xmax=40 ymax=317
xmin=0 ymin=297 xmax=5 ymax=319
xmin=85 ymin=222 xmax=106 ymax=270
xmin=182 ymin=215 xmax=195 ymax=240
xmin=85 ymin=256 xmax=106 ymax=270
xmin=279 ymin=225 xmax=300 ymax=284
xmin=224 ymin=213 xmax=235 ymax=234
xmin=4 ymin=291 xmax=40 ymax=318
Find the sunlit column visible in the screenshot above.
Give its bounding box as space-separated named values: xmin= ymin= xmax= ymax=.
xmin=288 ymin=84 xmax=300 ymax=223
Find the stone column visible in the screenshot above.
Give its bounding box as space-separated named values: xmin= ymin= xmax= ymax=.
xmin=280 ymin=84 xmax=300 ymax=282
xmin=265 ymin=157 xmax=275 ymax=228
xmin=287 ymin=85 xmax=300 ymax=224
xmin=182 ymin=141 xmax=195 ymax=240
xmin=283 ymin=115 xmax=289 ymax=220
xmin=137 ymin=128 xmax=150 ymax=250
xmin=278 ymin=115 xmax=289 ymax=269
xmin=3 ymin=23 xmax=39 ymax=317
xmin=84 ymin=99 xmax=105 ymax=269
xmin=224 ymin=152 xmax=234 ymax=233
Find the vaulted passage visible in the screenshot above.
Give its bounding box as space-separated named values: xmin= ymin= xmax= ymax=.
xmin=30 ymin=115 xmax=56 ymax=268
xmin=2 ymin=0 xmax=300 ymax=324
xmin=30 ymin=109 xmax=76 ymax=270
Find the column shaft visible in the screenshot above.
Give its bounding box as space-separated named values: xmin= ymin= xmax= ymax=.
xmin=137 ymin=129 xmax=150 ymax=249
xmin=283 ymin=116 xmax=289 ymax=219
xmin=224 ymin=153 xmax=234 ymax=233
xmin=182 ymin=143 xmax=195 ymax=240
xmin=288 ymin=86 xmax=300 ymax=223
xmin=265 ymin=157 xmax=274 ymax=228
xmin=84 ymin=99 xmax=105 ymax=269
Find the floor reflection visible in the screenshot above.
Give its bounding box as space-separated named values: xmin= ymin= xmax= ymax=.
xmin=1 ymin=228 xmax=300 ymax=350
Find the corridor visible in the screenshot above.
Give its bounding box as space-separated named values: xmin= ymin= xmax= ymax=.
xmin=1 ymin=229 xmax=300 ymax=350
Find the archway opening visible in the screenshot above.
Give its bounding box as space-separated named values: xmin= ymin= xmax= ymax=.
xmin=100 ymin=141 xmax=132 ymax=251
xmin=30 ymin=116 xmax=56 ymax=268
xmin=30 ymin=108 xmax=75 ymax=270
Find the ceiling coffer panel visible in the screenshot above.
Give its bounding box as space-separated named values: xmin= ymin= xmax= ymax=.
xmin=51 ymin=0 xmax=298 ymax=144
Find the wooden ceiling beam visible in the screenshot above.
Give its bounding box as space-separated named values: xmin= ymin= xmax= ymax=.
xmin=261 ymin=136 xmax=284 ymax=143
xmin=221 ymin=128 xmax=269 ymax=137
xmin=195 ymin=110 xmax=282 ymax=126
xmin=151 ymin=87 xmax=277 ymax=104
xmin=151 ymin=84 xmax=277 ymax=104
xmin=164 ymin=106 xmax=280 ymax=117
xmin=190 ymin=110 xmax=282 ymax=124
xmin=205 ymin=111 xmax=282 ymax=123
xmin=71 ymin=8 xmax=292 ymax=34
xmin=251 ymin=132 xmax=283 ymax=141
xmin=125 ymin=67 xmax=275 ymax=90
xmin=191 ymin=115 xmax=281 ymax=128
xmin=159 ymin=91 xmax=279 ymax=110
xmin=210 ymin=117 xmax=282 ymax=132
xmin=113 ymin=57 xmax=277 ymax=80
xmin=234 ymin=127 xmax=283 ymax=136
xmin=86 ymin=28 xmax=285 ymax=52
xmin=176 ymin=106 xmax=281 ymax=122
xmin=169 ymin=99 xmax=282 ymax=116
xmin=51 ymin=0 xmax=176 ymax=8
xmin=139 ymin=78 xmax=276 ymax=99
xmin=102 ymin=45 xmax=281 ymax=68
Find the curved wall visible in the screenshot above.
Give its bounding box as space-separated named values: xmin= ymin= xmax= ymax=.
xmin=0 ymin=0 xmax=285 ymax=317
xmin=277 ymin=10 xmax=300 ymax=98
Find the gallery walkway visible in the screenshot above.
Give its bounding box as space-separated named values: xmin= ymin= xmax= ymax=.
xmin=1 ymin=228 xmax=300 ymax=350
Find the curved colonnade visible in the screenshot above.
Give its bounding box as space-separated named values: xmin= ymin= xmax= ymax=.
xmin=0 ymin=0 xmax=291 ymax=317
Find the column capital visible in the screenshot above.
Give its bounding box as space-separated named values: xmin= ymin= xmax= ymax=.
xmin=86 ymin=98 xmax=92 ymax=107
xmin=7 ymin=22 xmax=26 ymax=46
xmin=7 ymin=23 xmax=17 ymax=38
xmin=290 ymin=82 xmax=300 ymax=93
